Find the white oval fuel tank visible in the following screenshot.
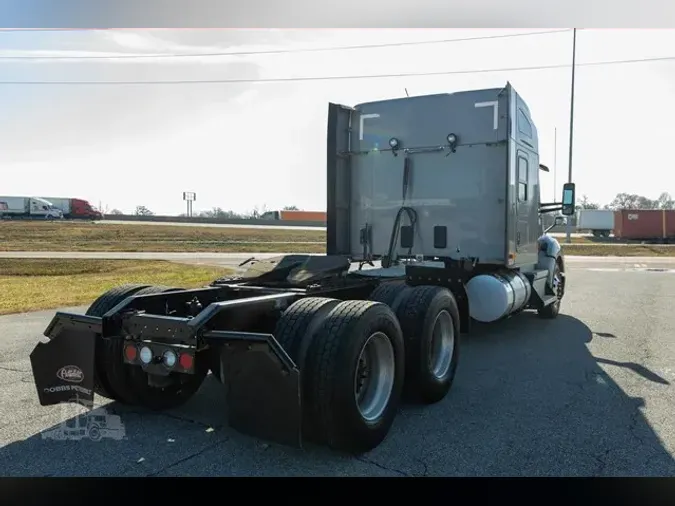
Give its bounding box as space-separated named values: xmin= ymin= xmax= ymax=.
xmin=465 ymin=270 xmax=532 ymax=323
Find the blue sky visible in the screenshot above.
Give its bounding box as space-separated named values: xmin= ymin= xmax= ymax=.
xmin=2 ymin=29 xmax=675 ymax=215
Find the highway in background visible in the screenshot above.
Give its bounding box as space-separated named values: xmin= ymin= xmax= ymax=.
xmin=95 ymin=219 xmax=592 ymax=237
xmin=3 ymin=251 xmax=675 ymax=270
xmin=95 ymin=220 xmax=325 ymax=232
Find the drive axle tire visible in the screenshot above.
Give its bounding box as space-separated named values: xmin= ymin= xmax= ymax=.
xmin=274 ymin=297 xmax=342 ymax=442
xmin=396 ymin=285 xmax=460 ymax=405
xmin=538 ymin=260 xmax=564 ymax=319
xmin=368 ymin=281 xmax=412 ymax=311
xmin=305 ymin=300 xmax=405 ymax=454
xmin=86 ymin=284 xmax=153 ymax=401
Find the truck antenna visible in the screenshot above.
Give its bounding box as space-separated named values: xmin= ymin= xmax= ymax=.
xmin=404 ymin=88 xmax=409 ymax=97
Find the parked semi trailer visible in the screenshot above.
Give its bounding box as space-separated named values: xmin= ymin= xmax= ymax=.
xmin=261 ymin=210 xmax=327 ymax=222
xmin=0 ymin=196 xmax=63 ymax=220
xmin=577 ymin=209 xmax=613 ymax=237
xmin=614 ymin=209 xmax=675 ymax=243
xmin=40 ymin=197 xmax=102 ymax=220
xmin=30 ymin=83 xmax=576 ymax=454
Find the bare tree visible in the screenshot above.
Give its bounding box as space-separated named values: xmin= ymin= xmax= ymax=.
xmin=134 ymin=205 xmax=154 ymax=216
xmin=576 ymin=195 xmax=600 ymax=210
xmin=199 ymin=207 xmax=247 ymax=219
xmin=655 ymin=192 xmax=675 ymax=209
xmin=605 ymin=192 xmax=673 ymax=210
xmin=108 ymin=208 xmax=123 ymax=215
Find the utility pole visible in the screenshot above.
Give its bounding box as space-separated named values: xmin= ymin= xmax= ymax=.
xmin=553 ymin=127 xmax=557 ymax=202
xmin=565 ymin=28 xmax=577 ymax=245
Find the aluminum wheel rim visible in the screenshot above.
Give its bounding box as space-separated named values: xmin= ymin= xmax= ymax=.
xmin=354 ymin=331 xmax=396 ymax=422
xmin=428 ymin=310 xmax=455 ymax=380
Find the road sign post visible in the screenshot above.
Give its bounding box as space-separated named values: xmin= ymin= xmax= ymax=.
xmin=183 ymin=192 xmax=196 ymax=217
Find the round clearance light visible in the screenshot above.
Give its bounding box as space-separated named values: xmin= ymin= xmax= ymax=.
xmin=163 ymin=350 xmax=177 ymax=368
xmin=179 ymin=353 xmax=194 ymax=370
xmin=139 ymin=346 xmax=153 ymax=364
xmin=447 ymin=133 xmax=457 ymax=144
xmin=124 ymin=344 xmax=137 ymax=362
xmin=389 ymin=137 xmax=399 ymax=148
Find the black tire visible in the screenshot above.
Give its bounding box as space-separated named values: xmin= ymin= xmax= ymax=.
xmin=121 ymin=286 xmax=209 ymax=411
xmin=368 ymin=281 xmax=412 ymax=311
xmin=86 ymin=284 xmax=153 ymax=401
xmin=305 ymin=300 xmax=405 ymax=454
xmin=273 ymin=297 xmax=341 ymax=442
xmin=538 ymin=259 xmax=564 ymax=319
xmin=396 ymin=285 xmax=461 ymax=405
xmin=88 ymin=424 xmax=102 ymax=442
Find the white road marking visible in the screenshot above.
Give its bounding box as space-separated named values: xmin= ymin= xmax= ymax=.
xmin=584 ymin=267 xmax=675 ymax=273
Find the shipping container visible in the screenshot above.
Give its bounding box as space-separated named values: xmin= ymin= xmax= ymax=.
xmin=614 ymin=209 xmax=675 ymax=242
xmin=260 ymin=210 xmax=327 ymax=222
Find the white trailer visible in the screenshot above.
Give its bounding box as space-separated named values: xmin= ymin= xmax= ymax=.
xmin=577 ymin=209 xmax=614 ymax=237
xmin=0 ymin=196 xmax=63 ymax=220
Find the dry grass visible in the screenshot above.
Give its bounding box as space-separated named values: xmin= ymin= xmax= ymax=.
xmin=0 ymin=259 xmax=233 ymax=315
xmin=1 ymin=221 xmax=673 ymax=259
xmin=0 ymin=221 xmax=326 ymax=253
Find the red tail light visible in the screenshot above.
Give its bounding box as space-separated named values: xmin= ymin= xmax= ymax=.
xmin=178 ymin=353 xmax=193 ymax=370
xmin=124 ymin=344 xmax=137 ymax=362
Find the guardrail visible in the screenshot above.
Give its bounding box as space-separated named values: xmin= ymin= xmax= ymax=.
xmin=105 ymin=214 xmax=327 ymax=228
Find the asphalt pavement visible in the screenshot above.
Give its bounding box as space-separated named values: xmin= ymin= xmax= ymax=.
xmin=1 ymin=257 xmax=675 ymax=476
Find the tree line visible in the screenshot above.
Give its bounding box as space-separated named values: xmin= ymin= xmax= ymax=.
xmin=105 ymin=192 xmax=674 ymax=217
xmin=105 ymin=205 xmax=301 ymax=218
xmin=577 ymin=192 xmax=675 ymax=211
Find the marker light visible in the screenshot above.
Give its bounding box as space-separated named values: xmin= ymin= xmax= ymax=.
xmin=139 ymin=346 xmax=153 ymax=364
xmin=447 ymin=133 xmax=457 ymax=144
xmin=124 ymin=345 xmax=137 ymax=362
xmin=163 ymin=350 xmax=177 ymax=368
xmin=389 ymin=137 xmax=399 ymax=149
xmin=179 ymin=353 xmax=194 ymax=370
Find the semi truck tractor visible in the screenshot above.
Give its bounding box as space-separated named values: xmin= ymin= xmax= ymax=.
xmin=0 ymin=196 xmax=63 ymax=220
xmin=29 ymin=82 xmax=576 ymax=454
xmin=39 ymin=197 xmax=103 ymax=220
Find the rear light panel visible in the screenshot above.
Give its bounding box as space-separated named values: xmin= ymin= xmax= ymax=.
xmin=123 ymin=341 xmax=196 ymax=374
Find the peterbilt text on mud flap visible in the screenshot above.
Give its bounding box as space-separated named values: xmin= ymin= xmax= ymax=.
xmin=30 ymin=82 xmax=576 ymax=454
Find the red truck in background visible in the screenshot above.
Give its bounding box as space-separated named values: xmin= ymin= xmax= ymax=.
xmin=39 ymin=197 xmax=103 ymax=220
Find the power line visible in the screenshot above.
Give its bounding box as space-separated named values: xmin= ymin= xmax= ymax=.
xmin=1 ymin=54 xmax=673 ymax=85
xmin=0 ymin=29 xmax=572 ymax=60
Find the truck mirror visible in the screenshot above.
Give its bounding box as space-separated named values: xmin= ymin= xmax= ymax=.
xmin=561 ymin=182 xmax=576 ymax=216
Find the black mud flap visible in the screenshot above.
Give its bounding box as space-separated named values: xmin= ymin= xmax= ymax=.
xmin=209 ymin=331 xmax=302 ymax=448
xmin=29 ymin=312 xmax=99 ymax=408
